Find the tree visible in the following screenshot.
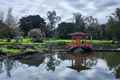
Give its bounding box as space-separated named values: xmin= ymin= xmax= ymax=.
xmin=0 ymin=22 xmax=16 ymax=41
xmin=85 ymin=16 xmax=101 ymax=39
xmin=4 ymin=58 xmax=14 ymax=77
xmin=5 ymin=8 xmax=16 ymax=28
xmin=100 ymin=24 xmax=107 ymax=39
xmin=73 ymin=13 xmax=85 ymax=32
xmin=19 ymin=15 xmax=46 ymax=36
xmin=116 ymin=66 xmax=120 ymax=78
xmin=46 ymin=55 xmax=60 ymax=71
xmin=114 ymin=8 xmax=120 ymax=21
xmin=4 ymin=8 xmax=21 ymax=41
xmin=0 ymin=11 xmax=4 ymax=22
xmin=57 ymin=22 xmax=75 ymax=38
xmin=107 ymin=8 xmax=120 ymax=40
xmin=47 ymin=10 xmax=61 ymax=37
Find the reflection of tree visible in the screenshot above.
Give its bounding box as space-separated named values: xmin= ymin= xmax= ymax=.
xmin=85 ymin=58 xmax=97 ymax=67
xmin=0 ymin=60 xmax=3 ymax=73
xmin=46 ymin=55 xmax=60 ymax=71
xmin=97 ymin=52 xmax=120 ymax=78
xmin=4 ymin=58 xmax=14 ymax=77
xmin=57 ymin=53 xmax=67 ymax=60
xmin=116 ymin=65 xmax=120 ymax=78
xmin=97 ymin=52 xmax=120 ymax=69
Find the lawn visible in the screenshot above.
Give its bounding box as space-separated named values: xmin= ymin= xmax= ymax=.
xmin=0 ymin=38 xmax=115 ymax=47
xmin=0 ymin=48 xmax=21 ymax=56
xmin=0 ymin=38 xmax=117 ymax=55
xmin=45 ymin=39 xmax=113 ymax=45
xmin=0 ymin=38 xmax=114 ymax=45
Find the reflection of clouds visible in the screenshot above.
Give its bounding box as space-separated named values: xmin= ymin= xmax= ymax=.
xmin=0 ymin=59 xmax=117 ymax=80
xmin=94 ymin=59 xmax=109 ymax=69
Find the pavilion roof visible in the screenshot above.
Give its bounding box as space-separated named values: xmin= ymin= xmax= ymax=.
xmin=68 ymin=32 xmax=88 ymax=36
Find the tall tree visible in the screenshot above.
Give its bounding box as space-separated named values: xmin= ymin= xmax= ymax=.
xmin=85 ymin=16 xmax=100 ymax=39
xmin=47 ymin=10 xmax=61 ymax=37
xmin=0 ymin=22 xmax=17 ymax=41
xmin=0 ymin=11 xmax=4 ymax=22
xmin=19 ymin=15 xmax=46 ymax=36
xmin=5 ymin=8 xmax=21 ymax=40
xmin=73 ymin=13 xmax=85 ymax=32
xmin=5 ymin=8 xmax=16 ymax=28
xmin=114 ymin=8 xmax=120 ymax=21
xmin=107 ymin=8 xmax=120 ymax=40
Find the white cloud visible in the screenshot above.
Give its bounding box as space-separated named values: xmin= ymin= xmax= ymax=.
xmin=0 ymin=0 xmax=120 ymax=23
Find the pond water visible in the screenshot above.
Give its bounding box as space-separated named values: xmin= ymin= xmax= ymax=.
xmin=0 ymin=52 xmax=120 ymax=80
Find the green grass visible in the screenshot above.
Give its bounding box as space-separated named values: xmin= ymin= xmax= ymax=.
xmin=0 ymin=38 xmax=116 ymax=48
xmin=0 ymin=39 xmax=114 ymax=48
xmin=90 ymin=40 xmax=113 ymax=44
xmin=44 ymin=39 xmax=118 ymax=48
xmin=0 ymin=48 xmax=21 ymax=55
xmin=0 ymin=38 xmax=32 ymax=44
xmin=0 ymin=38 xmax=114 ymax=45
xmin=0 ymin=38 xmax=117 ymax=56
xmin=45 ymin=39 xmax=113 ymax=45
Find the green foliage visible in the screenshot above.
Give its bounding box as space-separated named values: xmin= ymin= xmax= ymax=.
xmin=47 ymin=10 xmax=61 ymax=31
xmin=21 ymin=38 xmax=32 ymax=43
xmin=57 ymin=14 xmax=103 ymax=40
xmin=0 ymin=47 xmax=21 ymax=55
xmin=0 ymin=38 xmax=32 ymax=45
xmin=73 ymin=13 xmax=85 ymax=32
xmin=107 ymin=8 xmax=120 ymax=40
xmin=85 ymin=16 xmax=103 ymax=39
xmin=97 ymin=52 xmax=120 ymax=69
xmin=19 ymin=15 xmax=46 ymax=36
xmin=57 ymin=22 xmax=75 ymax=38
xmin=0 ymin=22 xmax=17 ymax=39
xmin=47 ymin=10 xmax=61 ymax=37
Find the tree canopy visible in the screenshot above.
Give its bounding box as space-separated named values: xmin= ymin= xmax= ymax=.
xmin=19 ymin=15 xmax=46 ymax=36
xmin=107 ymin=8 xmax=120 ymax=40
xmin=0 ymin=22 xmax=16 ymax=39
xmin=57 ymin=22 xmax=75 ymax=38
xmin=73 ymin=13 xmax=86 ymax=32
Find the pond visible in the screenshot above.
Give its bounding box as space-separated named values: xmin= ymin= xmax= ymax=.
xmin=0 ymin=52 xmax=120 ymax=80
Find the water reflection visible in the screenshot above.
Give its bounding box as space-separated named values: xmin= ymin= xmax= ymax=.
xmin=0 ymin=60 xmax=3 ymax=73
xmin=4 ymin=58 xmax=14 ymax=77
xmin=0 ymin=52 xmax=119 ymax=80
xmin=97 ymin=52 xmax=120 ymax=69
xmin=58 ymin=52 xmax=97 ymax=72
xmin=0 ymin=58 xmax=14 ymax=78
xmin=46 ymin=55 xmax=60 ymax=71
xmin=20 ymin=53 xmax=46 ymax=66
xmin=20 ymin=52 xmax=97 ymax=72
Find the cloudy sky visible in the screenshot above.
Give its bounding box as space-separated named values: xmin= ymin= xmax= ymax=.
xmin=0 ymin=0 xmax=120 ymax=23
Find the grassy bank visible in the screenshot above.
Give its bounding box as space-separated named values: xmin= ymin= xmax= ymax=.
xmin=0 ymin=38 xmax=118 ymax=55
